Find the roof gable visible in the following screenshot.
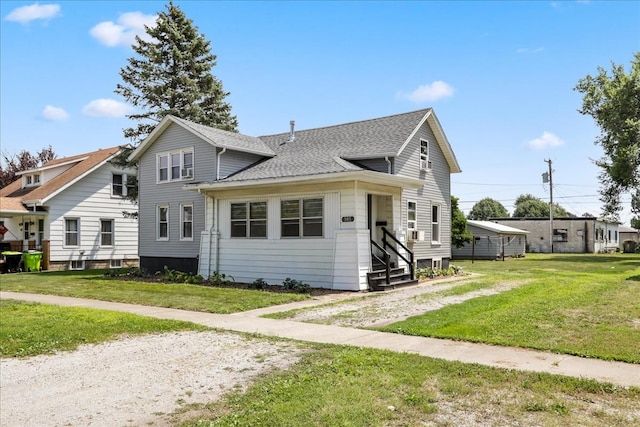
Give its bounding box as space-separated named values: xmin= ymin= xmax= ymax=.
xmin=128 ymin=115 xmax=275 ymax=162
xmin=0 ymin=146 xmax=121 ymax=205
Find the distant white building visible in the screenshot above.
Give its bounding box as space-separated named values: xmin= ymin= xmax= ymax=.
xmin=491 ymin=217 xmax=620 ymax=254
xmin=452 ymin=220 xmax=528 ymax=260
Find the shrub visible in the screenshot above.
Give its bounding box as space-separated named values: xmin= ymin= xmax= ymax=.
xmin=208 ymin=270 xmax=234 ymax=286
xmin=161 ymin=266 xmax=204 ymax=284
xmin=248 ymin=278 xmax=269 ymax=290
xmin=282 ymin=277 xmax=311 ymax=293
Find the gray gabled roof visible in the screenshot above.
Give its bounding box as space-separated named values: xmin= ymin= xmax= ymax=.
xmin=222 ymin=108 xmax=460 ymax=182
xmin=128 ymin=115 xmax=275 ymax=162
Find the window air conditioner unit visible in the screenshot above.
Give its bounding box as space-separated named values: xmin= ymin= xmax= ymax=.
xmin=420 ymin=159 xmax=431 ymax=171
xmin=181 ymin=168 xmax=193 ymax=178
xmin=409 ymin=230 xmax=419 ymax=241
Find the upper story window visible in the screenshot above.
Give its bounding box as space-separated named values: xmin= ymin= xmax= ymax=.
xmin=431 ymin=204 xmax=441 ymax=244
xmin=158 ymin=149 xmax=194 ymax=183
xmin=420 ymin=139 xmax=432 ymax=172
xmin=231 ymin=201 xmax=267 ymax=238
xmin=281 ymin=198 xmax=323 ymax=238
xmin=24 ymin=173 xmax=41 ymax=187
xmin=112 ymin=173 xmax=135 ymax=197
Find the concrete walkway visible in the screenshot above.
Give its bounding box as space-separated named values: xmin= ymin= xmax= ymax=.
xmin=2 ymin=291 xmax=639 ymax=388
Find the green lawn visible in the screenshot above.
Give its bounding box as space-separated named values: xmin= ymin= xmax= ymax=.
xmin=0 ymin=269 xmax=309 ymax=314
xmin=0 ymin=299 xmax=207 ymax=357
xmin=378 ymin=254 xmax=640 ymax=363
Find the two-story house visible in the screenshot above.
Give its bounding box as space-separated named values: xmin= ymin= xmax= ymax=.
xmin=0 ymin=147 xmax=139 ymax=270
xmin=128 ymin=109 xmax=461 ymax=291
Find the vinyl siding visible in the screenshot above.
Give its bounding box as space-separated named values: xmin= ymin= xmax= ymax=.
xmin=218 ymin=148 xmax=264 ymax=179
xmin=354 ymin=158 xmax=391 ymax=173
xmin=452 ymin=225 xmax=526 ymax=259
xmin=137 ymin=123 xmax=210 ymax=258
xmin=47 ymin=163 xmax=138 ymax=264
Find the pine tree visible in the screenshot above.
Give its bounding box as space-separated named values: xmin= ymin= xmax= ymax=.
xmin=115 ymin=0 xmax=238 ymax=146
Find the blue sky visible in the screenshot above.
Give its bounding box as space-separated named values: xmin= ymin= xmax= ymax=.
xmin=1 ymin=1 xmax=639 ymax=225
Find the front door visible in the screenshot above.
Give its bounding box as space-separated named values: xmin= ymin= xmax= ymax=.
xmin=367 ymin=194 xmax=392 ymax=253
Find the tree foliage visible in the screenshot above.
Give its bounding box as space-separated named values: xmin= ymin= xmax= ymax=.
xmin=467 ymin=197 xmax=509 ymax=220
xmin=451 ymin=196 xmax=472 ymax=248
xmin=574 ymin=52 xmax=640 ymax=223
xmin=512 ymin=194 xmax=572 ymax=218
xmin=0 ymin=146 xmax=56 ymax=189
xmin=115 ymin=0 xmax=238 ymax=146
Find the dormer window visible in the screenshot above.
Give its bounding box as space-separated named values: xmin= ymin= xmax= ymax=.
xmin=420 ymin=139 xmax=432 ymax=172
xmin=33 ymin=174 xmax=40 ymax=184
xmin=24 ymin=173 xmax=41 ymax=187
xmin=25 ymin=175 xmax=32 ymax=185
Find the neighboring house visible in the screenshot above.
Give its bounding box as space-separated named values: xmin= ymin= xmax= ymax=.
xmin=452 ymin=220 xmax=528 ymax=260
xmin=129 ymin=108 xmax=461 ymax=291
xmin=0 ymin=147 xmax=139 ymax=270
xmin=619 ymin=225 xmax=639 ymax=253
xmin=491 ymin=217 xmax=620 ymax=254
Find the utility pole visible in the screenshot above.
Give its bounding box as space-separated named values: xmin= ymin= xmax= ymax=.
xmin=543 ymin=159 xmax=554 ymax=253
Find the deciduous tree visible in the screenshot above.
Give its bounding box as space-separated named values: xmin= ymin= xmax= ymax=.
xmin=512 ymin=194 xmax=572 ymax=218
xmin=0 ymin=146 xmax=56 ymax=189
xmin=451 ymin=196 xmax=472 ymax=248
xmin=468 ymin=197 xmax=509 ymax=220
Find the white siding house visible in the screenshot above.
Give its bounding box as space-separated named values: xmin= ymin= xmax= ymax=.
xmin=129 ymin=109 xmax=461 ymax=291
xmin=452 ymin=220 xmax=528 ymax=260
xmin=0 ymin=147 xmax=138 ymax=270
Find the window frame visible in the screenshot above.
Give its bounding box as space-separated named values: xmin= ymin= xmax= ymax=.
xmin=180 ymin=203 xmax=194 ymax=241
xmin=431 ymin=203 xmax=441 ymax=244
xmin=230 ymin=201 xmax=267 ymax=239
xmin=70 ymin=260 xmax=85 ymax=270
xmin=407 ymin=201 xmax=417 ymax=230
xmin=157 ymin=205 xmax=169 ymax=241
xmin=157 ymin=149 xmax=194 ymax=183
xmin=100 ymin=219 xmax=114 ymax=247
xmin=110 ymin=259 xmax=123 ymax=269
xmin=419 ymin=139 xmax=431 ymax=171
xmin=64 ymin=218 xmax=80 ymax=247
xmin=280 ymin=197 xmax=324 ymax=238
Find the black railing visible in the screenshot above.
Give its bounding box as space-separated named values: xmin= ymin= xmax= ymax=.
xmin=381 ymin=227 xmax=414 ymax=280
xmin=370 ymin=240 xmax=391 ymax=285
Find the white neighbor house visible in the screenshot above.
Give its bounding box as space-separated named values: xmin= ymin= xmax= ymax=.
xmin=129 ymin=109 xmax=461 ymax=291
xmin=0 ymin=147 xmax=139 ymax=270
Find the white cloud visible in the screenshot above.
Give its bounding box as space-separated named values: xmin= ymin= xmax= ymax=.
xmin=526 ymin=131 xmax=565 ymax=150
xmin=42 ymin=105 xmax=69 ymax=121
xmin=82 ymin=99 xmax=130 ymax=117
xmin=398 ymin=81 xmax=454 ymax=103
xmin=5 ymin=3 xmax=61 ymax=24
xmin=90 ymin=12 xmax=157 ymax=47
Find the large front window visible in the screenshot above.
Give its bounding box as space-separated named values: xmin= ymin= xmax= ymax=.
xmin=231 ymin=202 xmax=267 ymax=238
xmin=65 ymin=218 xmax=79 ymax=246
xmin=158 ymin=149 xmax=194 ymax=182
xmin=281 ymin=198 xmax=323 ymax=238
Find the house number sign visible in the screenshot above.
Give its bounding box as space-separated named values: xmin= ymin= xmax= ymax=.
xmin=341 ymin=216 xmax=354 ymax=222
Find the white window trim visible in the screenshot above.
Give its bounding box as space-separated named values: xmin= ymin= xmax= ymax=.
xmin=419 ymin=139 xmax=431 ymax=172
xmin=180 ymin=203 xmax=194 ymax=241
xmin=157 ymin=205 xmax=169 ymax=241
xmin=157 ymin=148 xmax=194 ymax=183
xmin=431 ymin=203 xmax=441 ymax=245
xmin=64 ymin=217 xmax=80 ymax=248
xmin=407 ymin=200 xmax=417 ymax=231
xmin=280 ymin=197 xmax=324 ymax=239
xmin=110 ymin=259 xmax=123 ymax=268
xmin=70 ymin=260 xmax=85 ymax=270
xmin=100 ymin=219 xmax=115 ymax=247
xmin=111 ymin=173 xmax=129 ymax=197
xmin=432 ymin=258 xmax=442 ymax=270
xmin=230 ymin=201 xmax=268 ymax=239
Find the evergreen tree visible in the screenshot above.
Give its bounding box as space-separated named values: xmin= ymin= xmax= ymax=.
xmin=468 ymin=197 xmax=509 ymax=220
xmin=116 ymin=1 xmax=238 ymax=145
xmin=451 ymin=196 xmax=472 ymax=248
xmin=575 ymin=53 xmax=639 ymax=224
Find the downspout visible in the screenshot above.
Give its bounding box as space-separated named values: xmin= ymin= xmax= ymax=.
xmin=213 ymin=196 xmax=219 ymax=277
xmin=384 ymin=156 xmax=392 ymax=174
xmin=216 ymin=147 xmax=227 ymax=181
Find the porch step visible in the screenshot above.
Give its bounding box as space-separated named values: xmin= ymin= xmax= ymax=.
xmin=372 ymin=278 xmax=419 ymax=292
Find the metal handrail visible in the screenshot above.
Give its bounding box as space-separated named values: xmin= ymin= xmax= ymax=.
xmin=381 ymin=227 xmax=414 ymax=280
xmin=370 ymin=240 xmax=391 ymax=285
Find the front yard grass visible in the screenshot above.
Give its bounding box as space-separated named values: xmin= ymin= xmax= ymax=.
xmin=0 ymin=270 xmax=309 ymax=314
xmin=378 ymin=254 xmax=640 ymax=363
xmin=0 ymin=299 xmax=207 ymax=357
xmin=179 ymin=345 xmax=639 ymax=427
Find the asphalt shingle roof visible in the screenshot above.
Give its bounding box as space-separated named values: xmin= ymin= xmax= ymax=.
xmin=222 ymin=109 xmax=431 ymax=182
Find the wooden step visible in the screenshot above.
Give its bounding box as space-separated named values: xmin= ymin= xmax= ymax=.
xmin=372 ymin=278 xmax=419 ymax=292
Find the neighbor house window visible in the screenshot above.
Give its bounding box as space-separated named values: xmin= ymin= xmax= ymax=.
xmin=100 ymin=219 xmax=114 ymax=246
xmin=158 ymin=149 xmax=194 ymax=182
xmin=231 ymin=201 xmax=267 ymax=238
xmin=157 ymin=205 xmax=169 ymax=240
xmin=281 ymin=198 xmax=323 ymax=238
xmin=431 ymin=204 xmax=440 ymax=243
xmin=407 ymin=201 xmax=417 ymax=230
xmin=420 ymin=139 xmax=431 ymax=171
xmin=181 ymin=204 xmax=193 ymax=240
xmin=553 ymin=228 xmax=568 ymax=242
xmin=25 ymin=175 xmax=32 ymax=186
xmin=110 ymin=259 xmax=122 ymax=268
xmin=65 ymin=218 xmax=79 ymax=246
xmin=70 ymin=260 xmax=85 ymax=270
xmin=33 ymin=174 xmax=40 ymax=184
